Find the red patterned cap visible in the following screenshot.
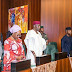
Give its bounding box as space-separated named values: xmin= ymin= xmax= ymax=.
xmin=33 ymin=21 xmax=40 ymax=25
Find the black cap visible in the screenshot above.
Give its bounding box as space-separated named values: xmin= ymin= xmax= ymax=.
xmin=65 ymin=27 xmax=71 ymax=31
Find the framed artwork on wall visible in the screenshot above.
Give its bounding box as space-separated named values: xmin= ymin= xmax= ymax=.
xmin=8 ymin=5 xmax=28 ymax=33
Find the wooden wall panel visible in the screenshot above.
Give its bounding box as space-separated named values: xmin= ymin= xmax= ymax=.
xmin=0 ymin=0 xmax=1 ymax=40
xmin=0 ymin=0 xmax=1 ymax=33
xmin=1 ymin=0 xmax=9 ymax=42
xmin=41 ymin=0 xmax=72 ymax=51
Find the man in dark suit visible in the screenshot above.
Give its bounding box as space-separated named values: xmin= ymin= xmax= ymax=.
xmin=61 ymin=27 xmax=72 ymax=56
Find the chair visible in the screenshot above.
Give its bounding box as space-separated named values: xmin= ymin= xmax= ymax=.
xmin=44 ymin=45 xmax=56 ymax=61
xmin=49 ymin=42 xmax=58 ymax=52
xmin=44 ymin=42 xmax=58 ymax=61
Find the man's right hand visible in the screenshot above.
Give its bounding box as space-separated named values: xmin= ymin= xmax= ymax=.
xmin=31 ymin=51 xmax=36 ymax=63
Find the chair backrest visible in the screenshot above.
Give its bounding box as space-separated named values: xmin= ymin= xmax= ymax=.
xmin=44 ymin=45 xmax=56 ymax=61
xmin=49 ymin=42 xmax=57 ymax=49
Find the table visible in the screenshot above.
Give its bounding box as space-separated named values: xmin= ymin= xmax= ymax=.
xmin=2 ymin=57 xmax=72 ymax=72
xmin=32 ymin=57 xmax=72 ymax=72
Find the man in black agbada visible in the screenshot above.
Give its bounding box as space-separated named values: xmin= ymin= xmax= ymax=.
xmin=61 ymin=27 xmax=72 ymax=56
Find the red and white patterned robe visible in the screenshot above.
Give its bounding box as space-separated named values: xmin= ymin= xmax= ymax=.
xmin=3 ymin=37 xmax=26 ymax=71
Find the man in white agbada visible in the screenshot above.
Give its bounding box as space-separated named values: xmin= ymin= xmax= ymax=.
xmin=24 ymin=21 xmax=46 ymax=65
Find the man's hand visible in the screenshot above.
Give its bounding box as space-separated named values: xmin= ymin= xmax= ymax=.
xmin=31 ymin=51 xmax=36 ymax=63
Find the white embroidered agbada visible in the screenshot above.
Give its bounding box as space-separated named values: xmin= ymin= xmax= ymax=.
xmin=24 ymin=29 xmax=46 ymax=65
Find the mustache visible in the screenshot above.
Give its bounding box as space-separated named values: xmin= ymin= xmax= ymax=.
xmin=40 ymin=31 xmax=43 ymax=32
xmin=67 ymin=33 xmax=71 ymax=36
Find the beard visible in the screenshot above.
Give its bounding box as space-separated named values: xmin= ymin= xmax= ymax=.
xmin=67 ymin=33 xmax=71 ymax=36
xmin=36 ymin=28 xmax=40 ymax=31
